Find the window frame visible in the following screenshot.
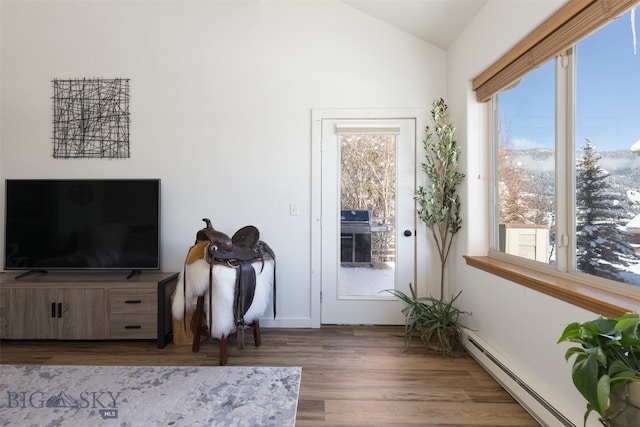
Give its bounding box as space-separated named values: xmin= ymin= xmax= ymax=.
xmin=473 ymin=0 xmax=639 ymax=102
xmin=468 ymin=38 xmax=640 ymax=316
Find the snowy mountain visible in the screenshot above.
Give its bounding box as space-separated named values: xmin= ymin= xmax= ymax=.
xmin=511 ymin=148 xmax=640 ymax=215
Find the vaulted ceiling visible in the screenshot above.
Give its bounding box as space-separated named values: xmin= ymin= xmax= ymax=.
xmin=343 ymin=0 xmax=488 ymax=49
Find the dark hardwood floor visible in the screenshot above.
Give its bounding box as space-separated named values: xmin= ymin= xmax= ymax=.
xmin=0 ymin=325 xmax=540 ymax=426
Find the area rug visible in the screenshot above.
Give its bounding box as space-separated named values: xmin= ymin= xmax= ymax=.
xmin=0 ymin=365 xmax=301 ymax=426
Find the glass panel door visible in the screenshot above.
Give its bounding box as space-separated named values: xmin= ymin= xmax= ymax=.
xmin=320 ymin=117 xmax=416 ymax=325
xmin=339 ymin=132 xmax=396 ymax=296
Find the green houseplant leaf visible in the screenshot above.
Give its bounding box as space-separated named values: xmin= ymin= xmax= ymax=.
xmin=383 ymin=286 xmax=470 ymax=357
xmin=384 ymin=283 xmax=433 ymax=351
xmin=558 ymin=313 xmax=640 ymax=426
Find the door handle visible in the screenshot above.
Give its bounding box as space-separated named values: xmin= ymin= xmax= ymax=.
xmin=404 ymin=229 xmax=413 ymax=237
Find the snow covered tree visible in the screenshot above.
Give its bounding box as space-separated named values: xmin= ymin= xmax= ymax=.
xmin=497 ymin=120 xmax=531 ymax=224
xmin=498 ymin=146 xmax=528 ymax=224
xmin=497 ymin=121 xmax=554 ymax=227
xmin=575 ymin=138 xmax=634 ymax=280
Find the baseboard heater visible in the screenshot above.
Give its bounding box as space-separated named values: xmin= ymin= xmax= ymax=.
xmin=463 ymin=331 xmax=576 ymax=427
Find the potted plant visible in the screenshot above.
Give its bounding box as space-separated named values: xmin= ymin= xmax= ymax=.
xmin=384 ymin=283 xmax=470 ymax=357
xmin=384 ymin=283 xmax=433 ymax=351
xmin=420 ymin=289 xmax=469 ymax=356
xmin=415 ymin=98 xmax=465 ymax=301
xmin=385 ymin=99 xmax=469 ymax=356
xmin=557 ymin=312 xmax=640 ymax=427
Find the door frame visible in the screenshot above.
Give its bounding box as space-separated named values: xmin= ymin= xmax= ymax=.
xmin=310 ymin=108 xmax=427 ymax=327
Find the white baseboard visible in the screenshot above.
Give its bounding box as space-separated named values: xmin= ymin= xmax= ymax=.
xmin=258 ymin=317 xmax=315 ymax=328
xmin=463 ymin=330 xmax=576 ymax=427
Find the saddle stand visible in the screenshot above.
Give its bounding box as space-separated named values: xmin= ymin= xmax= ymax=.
xmin=191 ymin=295 xmax=261 ymax=365
xmin=187 ymin=218 xmax=276 ymax=365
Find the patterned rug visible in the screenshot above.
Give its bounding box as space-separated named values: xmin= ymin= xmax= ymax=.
xmin=0 ymin=365 xmax=301 ymax=426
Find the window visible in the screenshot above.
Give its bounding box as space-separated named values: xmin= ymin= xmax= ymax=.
xmin=491 ymin=10 xmax=640 ymax=292
xmin=494 ymin=60 xmax=556 ymax=264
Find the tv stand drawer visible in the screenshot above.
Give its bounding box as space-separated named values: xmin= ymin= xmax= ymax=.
xmin=110 ymin=289 xmax=157 ymax=314
xmin=109 ymin=314 xmax=157 ymax=339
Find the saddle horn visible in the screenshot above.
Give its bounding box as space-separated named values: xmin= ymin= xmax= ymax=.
xmin=195 ymin=218 xmax=233 ymax=252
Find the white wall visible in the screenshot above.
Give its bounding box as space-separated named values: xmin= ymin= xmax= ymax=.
xmin=1 ymin=0 xmax=613 ymax=424
xmin=0 ymin=1 xmax=445 ymax=327
xmin=5 ymin=0 xmax=612 ymax=423
xmin=448 ymin=1 xmax=605 ymax=426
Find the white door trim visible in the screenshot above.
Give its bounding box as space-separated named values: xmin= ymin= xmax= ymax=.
xmin=310 ymin=108 xmax=427 ymax=327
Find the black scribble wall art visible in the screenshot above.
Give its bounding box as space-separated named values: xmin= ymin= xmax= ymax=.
xmin=52 ymin=78 xmax=130 ymax=159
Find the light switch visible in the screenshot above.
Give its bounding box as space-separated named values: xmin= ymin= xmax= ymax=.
xmin=289 ymin=202 xmax=299 ymax=216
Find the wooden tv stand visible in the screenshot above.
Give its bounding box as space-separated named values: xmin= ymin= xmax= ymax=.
xmin=0 ymin=271 xmax=178 ymax=348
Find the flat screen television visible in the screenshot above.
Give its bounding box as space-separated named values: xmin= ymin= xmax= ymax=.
xmin=4 ymin=179 xmax=160 ymax=275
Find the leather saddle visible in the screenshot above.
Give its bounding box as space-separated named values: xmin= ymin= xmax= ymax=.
xmin=193 ymin=218 xmax=276 ymax=348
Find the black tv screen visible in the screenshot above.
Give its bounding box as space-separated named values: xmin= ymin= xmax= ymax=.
xmin=4 ymin=179 xmax=160 ymax=272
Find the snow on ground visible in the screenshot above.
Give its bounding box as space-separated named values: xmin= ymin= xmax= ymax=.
xmin=339 ymin=263 xmax=395 ymax=296
xmin=619 ymin=261 xmax=640 ymax=286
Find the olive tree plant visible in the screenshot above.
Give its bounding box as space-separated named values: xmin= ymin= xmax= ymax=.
xmin=415 ymin=98 xmax=465 ymax=301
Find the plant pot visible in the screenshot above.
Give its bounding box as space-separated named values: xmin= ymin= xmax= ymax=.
xmin=603 ymin=381 xmax=640 ymax=427
xmin=425 ymin=329 xmax=454 ymax=354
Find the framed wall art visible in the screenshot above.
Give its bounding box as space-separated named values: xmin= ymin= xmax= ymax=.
xmin=52 ymin=78 xmax=130 ymax=159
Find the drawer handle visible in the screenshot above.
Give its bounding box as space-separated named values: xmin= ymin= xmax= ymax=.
xmin=124 ymin=325 xmax=142 ymax=329
xmin=124 ymin=300 xmax=142 ymax=304
xmin=50 ymin=303 xmax=63 ymax=317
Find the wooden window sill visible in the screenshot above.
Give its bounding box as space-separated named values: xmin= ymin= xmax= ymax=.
xmin=463 ymin=255 xmax=639 ymax=317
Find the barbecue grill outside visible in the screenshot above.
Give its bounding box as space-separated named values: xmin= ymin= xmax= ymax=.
xmin=340 ymin=210 xmax=372 ymax=264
